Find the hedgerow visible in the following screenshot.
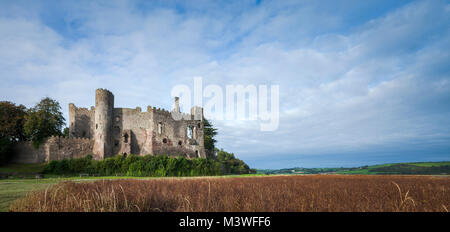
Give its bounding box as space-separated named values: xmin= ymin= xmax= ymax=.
xmin=42 ymin=154 xmax=228 ymax=177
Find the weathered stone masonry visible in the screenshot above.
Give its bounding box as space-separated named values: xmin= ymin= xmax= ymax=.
xmin=12 ymin=136 xmax=94 ymax=163
xmin=12 ymin=88 xmax=206 ymax=163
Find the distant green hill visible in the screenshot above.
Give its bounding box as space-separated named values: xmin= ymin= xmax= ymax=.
xmin=257 ymin=161 xmax=450 ymax=175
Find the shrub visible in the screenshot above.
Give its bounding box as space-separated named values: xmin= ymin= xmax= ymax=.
xmin=55 ymin=159 xmax=69 ymax=174
xmin=42 ymin=154 xmax=226 ymax=177
xmin=216 ymin=148 xmax=254 ymax=174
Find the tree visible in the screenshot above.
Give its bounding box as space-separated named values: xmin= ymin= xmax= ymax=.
xmin=0 ymin=101 xmax=28 ymax=165
xmin=216 ymin=148 xmax=255 ymax=174
xmin=0 ymin=101 xmax=28 ymax=141
xmin=0 ymin=137 xmax=13 ymax=165
xmin=62 ymin=127 xmax=69 ymax=138
xmin=203 ymin=118 xmax=217 ymax=157
xmin=24 ymin=97 xmax=65 ymax=148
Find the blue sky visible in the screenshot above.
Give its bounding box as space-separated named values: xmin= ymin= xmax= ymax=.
xmin=0 ymin=0 xmax=449 ymax=169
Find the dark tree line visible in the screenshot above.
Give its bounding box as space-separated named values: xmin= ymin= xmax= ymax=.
xmin=43 ymin=154 xmax=223 ymax=177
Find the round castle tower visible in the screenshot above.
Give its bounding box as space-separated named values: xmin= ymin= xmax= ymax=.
xmin=93 ymin=88 xmax=114 ymax=160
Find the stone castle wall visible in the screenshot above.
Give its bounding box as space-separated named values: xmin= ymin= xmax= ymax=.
xmin=12 ymin=136 xmax=94 ymax=164
xmin=112 ymin=107 xmax=153 ymax=156
xmin=11 ymin=141 xmax=47 ymax=164
xmin=46 ymin=136 xmax=94 ymax=161
xmin=151 ymin=108 xmax=204 ymax=158
xmin=69 ymin=104 xmax=95 ymax=139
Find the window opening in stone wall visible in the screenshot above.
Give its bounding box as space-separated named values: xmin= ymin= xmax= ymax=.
xmin=82 ymin=131 xmax=86 ymax=137
xmin=178 ymin=141 xmax=182 ymax=146
xmin=96 ymin=124 xmax=98 ymax=129
xmin=114 ymin=140 xmax=119 ymax=147
xmin=124 ymin=133 xmax=129 ymax=143
xmin=163 ymin=138 xmax=167 ymax=144
xmin=158 ymin=122 xmax=163 ymax=135
xmin=187 ymin=126 xmax=193 ymax=139
xmin=195 ymin=150 xmax=198 ymax=157
xmin=115 ymin=116 xmax=120 ymax=122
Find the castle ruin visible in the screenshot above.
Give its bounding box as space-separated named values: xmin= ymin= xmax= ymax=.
xmin=12 ymin=88 xmax=206 ymax=163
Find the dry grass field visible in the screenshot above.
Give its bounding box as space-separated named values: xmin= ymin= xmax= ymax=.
xmin=9 ymin=175 xmax=449 ymax=212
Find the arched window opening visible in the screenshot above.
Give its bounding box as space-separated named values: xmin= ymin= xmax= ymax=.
xmin=187 ymin=126 xmax=193 ymax=139
xmin=158 ymin=122 xmax=163 ymax=135
xmin=193 ymin=126 xmax=197 ymax=139
xmin=124 ymin=133 xmax=129 ymax=143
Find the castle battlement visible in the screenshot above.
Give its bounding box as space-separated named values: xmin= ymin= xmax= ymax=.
xmin=153 ymin=107 xmax=171 ymax=115
xmin=48 ymin=135 xmax=93 ymax=142
xmin=96 ymin=88 xmax=114 ymax=95
xmin=69 ymin=103 xmax=94 ymax=112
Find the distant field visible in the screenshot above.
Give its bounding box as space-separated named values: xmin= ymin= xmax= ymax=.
xmin=337 ymin=161 xmax=450 ymax=175
xmin=407 ymin=161 xmax=450 ymax=167
xmin=257 ymin=161 xmax=450 ymax=175
xmin=2 ymin=161 xmax=448 ymax=177
xmin=8 ymin=175 xmax=450 ymax=212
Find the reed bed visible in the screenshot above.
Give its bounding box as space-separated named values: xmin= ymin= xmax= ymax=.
xmin=9 ymin=175 xmax=449 ymax=212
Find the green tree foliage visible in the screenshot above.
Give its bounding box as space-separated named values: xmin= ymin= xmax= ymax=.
xmin=43 ymin=154 xmax=222 ymax=177
xmin=216 ymin=148 xmax=256 ymax=174
xmin=0 ymin=101 xmax=28 ymax=165
xmin=24 ymin=97 xmax=65 ymax=148
xmin=0 ymin=101 xmax=28 ymax=141
xmin=42 ymin=150 xmax=254 ymax=176
xmin=62 ymin=127 xmax=69 ymax=138
xmin=0 ymin=137 xmax=13 ymax=165
xmin=203 ymin=118 xmax=217 ymax=157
